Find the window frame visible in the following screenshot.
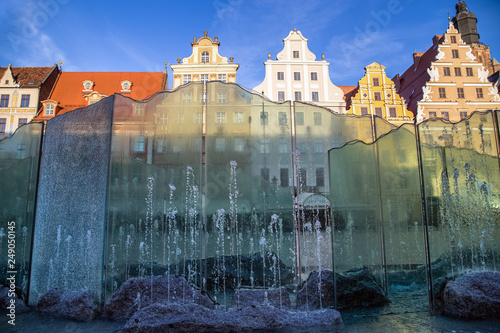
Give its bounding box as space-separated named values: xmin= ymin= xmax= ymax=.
xmin=277 ymin=72 xmax=284 ymax=80
xmin=454 ymin=67 xmax=462 ymax=76
xmin=201 ymin=51 xmax=210 ymax=63
xmin=374 ymin=92 xmax=381 ymax=101
xmin=293 ymin=51 xmax=300 ymax=59
xmin=476 ymin=88 xmax=483 ymax=98
xmin=443 ymin=67 xmax=451 ymax=76
xmin=294 ymin=91 xmax=302 ymax=101
xmin=0 ymin=118 xmax=6 ymax=133
xmin=293 ymin=72 xmax=301 ymax=81
xmin=310 ymin=72 xmax=318 ymax=81
xmin=373 ymin=78 xmax=380 ymax=86
xmin=21 ymin=94 xmax=30 ymax=107
xmin=1 ymin=95 xmax=9 ymax=108
xmin=457 ymin=88 xmax=464 ymax=98
xmin=311 ymin=91 xmax=319 ymax=102
xmin=438 ymin=88 xmax=446 ymax=98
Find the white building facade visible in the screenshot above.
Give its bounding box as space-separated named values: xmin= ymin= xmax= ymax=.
xmin=253 ymin=28 xmax=346 ymax=113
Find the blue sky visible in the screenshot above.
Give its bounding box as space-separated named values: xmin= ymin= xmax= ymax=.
xmin=1 ymin=0 xmax=499 ymax=89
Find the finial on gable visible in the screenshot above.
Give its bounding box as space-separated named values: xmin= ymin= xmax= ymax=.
xmin=293 ymin=27 xmax=296 ymax=32
xmin=204 ymin=30 xmax=208 ymax=36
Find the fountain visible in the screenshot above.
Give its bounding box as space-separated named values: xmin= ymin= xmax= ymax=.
xmin=0 ymin=82 xmax=499 ymax=331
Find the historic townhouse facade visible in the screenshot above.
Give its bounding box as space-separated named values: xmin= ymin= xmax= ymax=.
xmin=0 ymin=64 xmax=59 ymax=139
xmin=394 ymin=22 xmax=500 ymax=123
xmin=346 ymin=62 xmax=413 ymax=125
xmin=170 ymin=30 xmax=239 ymax=89
xmin=253 ymin=28 xmax=346 ymax=113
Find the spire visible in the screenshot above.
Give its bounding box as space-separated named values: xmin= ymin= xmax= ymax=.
xmin=451 ymin=1 xmax=479 ymax=44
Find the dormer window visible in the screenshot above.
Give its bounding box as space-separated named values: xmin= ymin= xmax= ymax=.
xmin=121 ymin=80 xmax=132 ymax=92
xmin=45 ymin=104 xmax=55 ymax=115
xmin=201 ymin=51 xmax=210 ymax=63
xmin=83 ymin=80 xmax=94 ymax=91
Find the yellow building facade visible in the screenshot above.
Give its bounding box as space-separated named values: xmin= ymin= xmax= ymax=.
xmin=170 ymin=31 xmax=239 ymax=89
xmin=347 ymin=62 xmax=413 ymax=125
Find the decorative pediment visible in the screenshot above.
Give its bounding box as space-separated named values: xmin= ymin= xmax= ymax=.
xmin=83 ymin=91 xmax=108 ymax=105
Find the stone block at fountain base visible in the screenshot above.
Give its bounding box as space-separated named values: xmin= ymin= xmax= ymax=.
xmin=103 ymin=275 xmax=214 ymax=321
xmin=442 ymin=271 xmax=500 ymax=319
xmin=36 ymin=289 xmax=98 ymax=322
xmin=122 ymin=302 xmax=342 ymax=332
xmin=297 ymin=269 xmax=389 ymax=310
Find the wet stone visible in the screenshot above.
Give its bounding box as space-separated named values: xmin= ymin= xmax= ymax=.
xmin=231 ymin=287 xmax=291 ymax=309
xmin=103 ymin=275 xmax=214 ymax=321
xmin=36 ymin=289 xmax=98 ymax=322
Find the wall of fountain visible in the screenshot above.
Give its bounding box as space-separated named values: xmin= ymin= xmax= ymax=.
xmin=0 ymin=82 xmax=498 ymax=311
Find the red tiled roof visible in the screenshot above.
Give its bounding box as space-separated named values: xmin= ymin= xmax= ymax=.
xmin=338 ymin=85 xmax=358 ymax=110
xmin=0 ymin=66 xmax=56 ymax=87
xmin=47 ymin=71 xmax=166 ymax=115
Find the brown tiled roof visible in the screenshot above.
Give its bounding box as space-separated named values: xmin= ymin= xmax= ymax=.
xmin=0 ymin=66 xmax=56 ymax=87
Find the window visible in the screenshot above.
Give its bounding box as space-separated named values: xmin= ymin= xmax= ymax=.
xmin=279 ymin=139 xmax=288 ymax=153
xmin=45 ymin=104 xmax=55 ymax=115
xmin=261 ymin=168 xmax=270 ymax=182
xmin=216 ymin=112 xmax=226 ymax=124
xmin=311 ymin=92 xmax=319 ymax=101
xmin=156 ymin=139 xmax=165 ymax=153
xmin=172 ymin=136 xmax=182 ymax=152
xmin=450 ymin=36 xmax=457 ymax=43
xmin=278 ymin=112 xmax=287 ymax=126
xmin=175 ymin=111 xmax=184 ymax=124
xmin=234 ymin=138 xmax=245 ymax=152
xmin=373 ymin=78 xmax=380 ymax=86
xmin=200 ymin=74 xmax=209 ymax=83
xmin=439 ymin=88 xmax=446 ymax=98
xmin=280 ymin=168 xmax=289 ymax=187
xmin=215 ymin=138 xmax=225 ymax=152
xmin=360 ymin=107 xmax=368 ymax=115
xmin=183 ymin=75 xmax=192 ymax=84
xmin=294 ymin=72 xmax=301 ymax=80
xmin=277 ymin=72 xmax=284 ymax=80
xmin=443 ymin=67 xmax=450 ymax=76
xmin=182 ymin=93 xmax=191 ymax=104
xmin=310 ymin=72 xmax=318 ymax=81
xmin=201 ymin=51 xmax=209 ymax=63
xmin=293 ymin=51 xmax=300 ymax=58
xmin=234 ymin=112 xmax=243 ymax=124
xmin=389 ymin=108 xmax=396 ymax=117
xmin=314 ymin=141 xmax=323 ymax=154
xmin=133 ymin=136 xmax=145 ymax=152
xmin=429 ymin=112 xmax=436 ymax=118
xmin=454 ymin=67 xmax=462 ymax=76
xmin=21 ymin=95 xmax=30 ymax=107
xmin=1 ymin=95 xmax=9 ymax=107
xmin=457 ymin=88 xmax=464 ymax=98
xmin=158 ymin=113 xmax=168 ymax=124
xmin=299 ymin=168 xmax=307 ymax=185
xmin=295 ymin=112 xmax=304 ymax=126
xmin=260 ymin=111 xmax=268 ymax=125
xmin=452 ymin=50 xmax=459 ymax=58
xmin=218 ymin=92 xmax=226 ymax=103
xmin=195 ymin=112 xmax=202 ymax=124
xmin=260 ymin=139 xmax=270 ymax=153
xmin=460 ymin=112 xmax=468 ymax=119
xmin=466 ymin=67 xmax=473 ymax=76
xmin=313 ymin=112 xmax=322 ymax=126
xmin=476 ymin=88 xmax=483 ymax=98
xmin=218 ymin=74 xmax=226 ymax=82
xmin=374 ymin=92 xmax=381 ymax=100
xmin=133 ymin=104 xmax=144 ymax=115
xmin=375 ymin=107 xmax=382 ymax=118
xmin=316 ymin=168 xmax=325 ymax=187
xmin=278 ymin=91 xmax=285 ymax=101
xmin=0 ymin=118 xmax=5 ymax=133
xmin=441 ymin=112 xmax=449 ymax=120
xmin=294 ymin=92 xmax=302 ymax=101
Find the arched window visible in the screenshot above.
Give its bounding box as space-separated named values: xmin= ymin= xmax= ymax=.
xmin=201 ymin=51 xmax=209 ymax=63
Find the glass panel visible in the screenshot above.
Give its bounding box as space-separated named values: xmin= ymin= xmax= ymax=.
xmin=329 ymin=139 xmax=384 ymax=291
xmin=294 ymin=103 xmax=377 ymax=289
xmin=0 ymin=123 xmax=43 ymax=300
xmin=30 ymin=98 xmax=113 ymax=305
xmin=419 ymin=111 xmax=500 ymax=310
xmin=205 ymin=82 xmax=295 ymax=306
xmin=374 ymin=115 xmax=398 ymax=139
xmin=376 ymin=125 xmax=425 ymax=289
xmin=104 ymin=85 xmax=203 ymax=300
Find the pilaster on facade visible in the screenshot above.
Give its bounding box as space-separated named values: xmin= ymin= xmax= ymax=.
xmin=347 ymin=62 xmax=413 ymax=125
xmin=253 ymin=28 xmax=345 ymax=113
xmin=170 ymin=31 xmax=239 ymax=89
